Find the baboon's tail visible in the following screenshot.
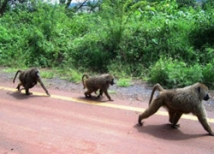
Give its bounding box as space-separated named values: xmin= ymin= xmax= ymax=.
xmin=13 ymin=70 xmax=22 ymax=83
xmin=149 ymin=83 xmax=164 ymax=105
xmin=82 ymin=74 xmax=89 ymax=89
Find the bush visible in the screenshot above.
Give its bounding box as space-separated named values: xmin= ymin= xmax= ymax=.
xmin=0 ymin=2 xmax=73 ymax=67
xmin=149 ymin=57 xmax=203 ymax=88
xmin=0 ymin=0 xmax=214 ymax=88
xmin=69 ymin=34 xmax=113 ymax=72
xmin=117 ymin=78 xmax=132 ymax=87
xmin=202 ymin=60 xmax=214 ymax=88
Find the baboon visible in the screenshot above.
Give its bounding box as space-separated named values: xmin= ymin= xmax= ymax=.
xmin=138 ymin=83 xmax=214 ymax=136
xmin=82 ymin=73 xmax=115 ymax=101
xmin=13 ymin=67 xmax=50 ymax=96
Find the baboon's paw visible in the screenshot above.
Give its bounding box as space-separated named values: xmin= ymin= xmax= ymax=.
xmin=171 ymin=124 xmax=180 ymax=129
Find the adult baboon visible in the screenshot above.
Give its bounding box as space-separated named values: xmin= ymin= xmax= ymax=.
xmin=138 ymin=83 xmax=213 ymax=136
xmin=82 ymin=73 xmax=115 ymax=101
xmin=13 ymin=67 xmax=50 ymax=96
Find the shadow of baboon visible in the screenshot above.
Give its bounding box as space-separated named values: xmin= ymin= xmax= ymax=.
xmin=77 ymin=95 xmax=110 ymax=103
xmin=133 ymin=123 xmax=207 ymax=141
xmin=8 ymin=91 xmax=49 ymax=100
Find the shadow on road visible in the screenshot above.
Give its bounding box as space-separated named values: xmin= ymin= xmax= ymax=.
xmin=77 ymin=95 xmax=111 ymax=103
xmin=7 ymin=91 xmax=49 ymax=100
xmin=133 ymin=123 xmax=207 ymax=140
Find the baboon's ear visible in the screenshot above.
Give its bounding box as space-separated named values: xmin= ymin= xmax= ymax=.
xmin=197 ymin=87 xmax=201 ymax=93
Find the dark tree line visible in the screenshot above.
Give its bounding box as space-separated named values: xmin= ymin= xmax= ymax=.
xmin=0 ymin=0 xmax=102 ymax=17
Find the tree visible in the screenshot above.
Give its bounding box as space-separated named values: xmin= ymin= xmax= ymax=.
xmin=0 ymin=0 xmax=9 ymax=16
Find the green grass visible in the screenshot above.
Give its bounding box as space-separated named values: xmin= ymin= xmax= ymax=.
xmin=40 ymin=70 xmax=55 ymax=79
xmin=55 ymin=68 xmax=82 ymax=83
xmin=3 ymin=67 xmax=23 ymax=73
xmin=108 ymin=90 xmax=117 ymax=94
xmin=68 ymin=70 xmax=82 ymax=83
xmin=116 ymin=78 xmax=132 ymax=87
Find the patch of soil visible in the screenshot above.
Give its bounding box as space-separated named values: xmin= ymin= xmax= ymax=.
xmin=1 ymin=67 xmax=214 ymax=111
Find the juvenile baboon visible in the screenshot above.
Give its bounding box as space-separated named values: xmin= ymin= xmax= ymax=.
xmin=82 ymin=73 xmax=115 ymax=101
xmin=13 ymin=67 xmax=50 ymax=96
xmin=138 ymin=83 xmax=214 ymax=136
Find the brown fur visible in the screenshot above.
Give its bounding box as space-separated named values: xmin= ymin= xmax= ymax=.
xmin=82 ymin=74 xmax=89 ymax=89
xmin=138 ymin=83 xmax=213 ymax=136
xmin=148 ymin=83 xmax=165 ymax=105
xmin=82 ymin=73 xmax=115 ymax=101
xmin=82 ymin=74 xmax=98 ymax=95
xmin=13 ymin=67 xmax=50 ymax=96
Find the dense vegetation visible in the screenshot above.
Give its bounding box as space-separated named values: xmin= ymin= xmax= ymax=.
xmin=0 ymin=0 xmax=214 ymax=88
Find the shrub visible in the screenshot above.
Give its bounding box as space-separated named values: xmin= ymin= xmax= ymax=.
xmin=117 ymin=78 xmax=132 ymax=87
xmin=0 ymin=0 xmax=214 ymax=88
xmin=202 ymin=60 xmax=214 ymax=88
xmin=149 ymin=57 xmax=203 ymax=88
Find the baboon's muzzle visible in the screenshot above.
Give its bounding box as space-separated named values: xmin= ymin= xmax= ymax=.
xmin=110 ymin=79 xmax=115 ymax=85
xmin=204 ymin=94 xmax=210 ymax=101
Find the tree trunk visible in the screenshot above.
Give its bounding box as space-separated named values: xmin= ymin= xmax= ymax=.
xmin=65 ymin=0 xmax=72 ymax=9
xmin=0 ymin=0 xmax=9 ymax=17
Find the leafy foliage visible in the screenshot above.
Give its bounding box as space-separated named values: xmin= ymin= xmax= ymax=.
xmin=202 ymin=60 xmax=214 ymax=88
xmin=117 ymin=78 xmax=132 ymax=87
xmin=0 ymin=0 xmax=214 ymax=87
xmin=149 ymin=57 xmax=203 ymax=88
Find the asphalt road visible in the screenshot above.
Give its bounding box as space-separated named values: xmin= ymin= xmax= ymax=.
xmin=0 ymin=83 xmax=214 ymax=154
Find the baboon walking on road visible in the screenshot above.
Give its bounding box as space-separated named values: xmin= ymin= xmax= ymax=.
xmin=82 ymin=74 xmax=115 ymax=101
xmin=138 ymin=83 xmax=213 ymax=136
xmin=13 ymin=67 xmax=50 ymax=96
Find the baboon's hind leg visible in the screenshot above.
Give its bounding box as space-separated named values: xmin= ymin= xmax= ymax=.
xmin=16 ymin=83 xmax=22 ymax=92
xmin=24 ymin=83 xmax=32 ymax=95
xmin=138 ymin=99 xmax=163 ymax=126
xmin=97 ymin=89 xmax=103 ymax=98
xmin=84 ymin=90 xmax=93 ymax=98
xmin=169 ymin=111 xmax=182 ymax=129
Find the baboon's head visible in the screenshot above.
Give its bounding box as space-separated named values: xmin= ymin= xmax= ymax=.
xmin=31 ymin=68 xmax=40 ymax=79
xmin=196 ymin=83 xmax=210 ymax=101
xmin=35 ymin=70 xmax=40 ymax=78
xmin=104 ymin=74 xmax=115 ymax=85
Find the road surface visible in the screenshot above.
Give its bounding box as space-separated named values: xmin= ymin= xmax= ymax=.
xmin=0 ymin=82 xmax=214 ymax=154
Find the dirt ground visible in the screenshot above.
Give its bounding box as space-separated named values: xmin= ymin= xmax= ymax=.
xmin=1 ymin=67 xmax=214 ymax=111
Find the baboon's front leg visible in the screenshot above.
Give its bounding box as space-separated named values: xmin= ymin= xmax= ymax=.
xmin=103 ymin=89 xmax=113 ymax=101
xmin=38 ymin=79 xmax=50 ymax=96
xmin=197 ymin=114 xmax=214 ymax=136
